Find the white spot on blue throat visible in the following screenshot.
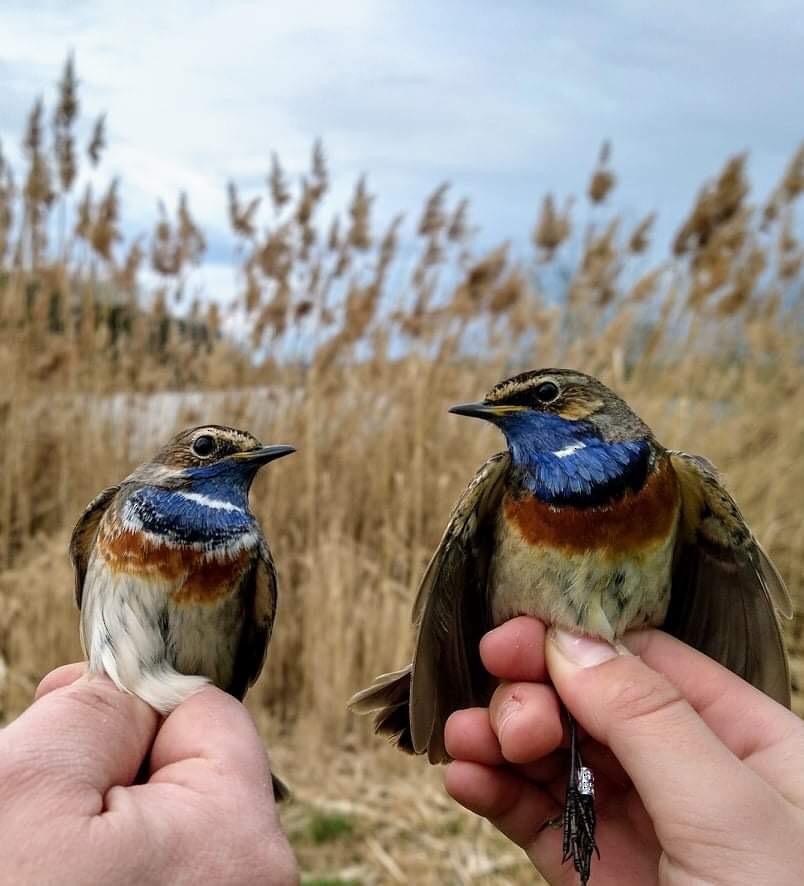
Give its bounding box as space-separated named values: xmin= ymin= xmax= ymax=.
xmin=178 ymin=491 xmax=245 ymax=513
xmin=553 ymin=441 xmax=586 ymax=459
xmin=122 ymin=485 xmax=255 ymax=546
xmin=501 ymin=411 xmax=650 ymax=504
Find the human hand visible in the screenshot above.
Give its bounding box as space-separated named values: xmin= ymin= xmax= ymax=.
xmin=0 ymin=664 xmax=298 ymax=886
xmin=444 ymin=617 xmax=804 ymax=885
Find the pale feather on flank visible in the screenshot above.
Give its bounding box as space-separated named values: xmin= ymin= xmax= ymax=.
xmin=81 ymin=555 xmax=214 ymax=714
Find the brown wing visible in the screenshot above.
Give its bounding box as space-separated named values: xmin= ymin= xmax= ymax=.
xmin=228 ymin=541 xmax=278 ymax=701
xmin=664 ymin=452 xmax=792 ymax=708
xmin=216 ymin=541 xmax=287 ymax=802
xmin=409 ymin=451 xmax=510 ymax=762
xmin=69 ymin=484 xmax=121 ymax=608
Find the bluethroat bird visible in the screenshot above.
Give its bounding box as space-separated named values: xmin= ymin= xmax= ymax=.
xmin=350 ymin=368 xmax=791 ymax=885
xmin=70 ymin=425 xmax=294 ymax=798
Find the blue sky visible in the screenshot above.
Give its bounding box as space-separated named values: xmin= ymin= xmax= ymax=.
xmin=1 ymin=1 xmax=802 ymax=299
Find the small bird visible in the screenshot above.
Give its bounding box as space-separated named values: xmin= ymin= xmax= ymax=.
xmin=70 ymin=425 xmax=294 ymax=797
xmin=350 ymin=368 xmax=791 ymax=885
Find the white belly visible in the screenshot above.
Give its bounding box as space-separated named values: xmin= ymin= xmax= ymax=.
xmin=80 ymin=553 xmax=244 ymax=713
xmin=489 ymin=511 xmax=678 ymax=642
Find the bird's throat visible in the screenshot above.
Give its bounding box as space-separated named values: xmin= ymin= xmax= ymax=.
xmin=508 ymin=436 xmax=651 ymax=507
xmin=123 ymin=484 xmax=254 ymax=546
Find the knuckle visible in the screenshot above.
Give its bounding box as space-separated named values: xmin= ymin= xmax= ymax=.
xmin=603 ymin=664 xmax=685 ymax=728
xmin=61 ymin=678 xmax=121 ymax=718
xmin=491 ymin=685 xmax=522 ymax=740
xmin=492 ymin=683 xmax=560 ymax=764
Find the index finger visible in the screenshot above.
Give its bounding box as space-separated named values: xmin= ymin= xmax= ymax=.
xmin=35 ymin=662 xmax=87 ymax=699
xmin=479 ymin=617 xmax=548 ymax=682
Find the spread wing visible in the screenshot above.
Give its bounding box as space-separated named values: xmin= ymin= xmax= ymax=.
xmin=664 ymin=451 xmax=792 ymax=708
xmin=228 ymin=541 xmax=278 ymax=701
xmin=410 ymin=451 xmax=510 ymax=762
xmin=69 ymin=484 xmax=121 ymax=608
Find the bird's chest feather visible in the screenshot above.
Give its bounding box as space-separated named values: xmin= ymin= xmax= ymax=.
xmin=98 ymin=485 xmax=258 ymax=604
xmin=80 ymin=554 xmax=245 ymax=690
xmin=84 ymin=484 xmax=261 ymax=690
xmin=490 ymin=457 xmax=681 ymax=641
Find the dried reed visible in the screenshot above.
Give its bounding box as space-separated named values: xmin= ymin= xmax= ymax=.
xmin=0 ymin=58 xmax=802 ymax=886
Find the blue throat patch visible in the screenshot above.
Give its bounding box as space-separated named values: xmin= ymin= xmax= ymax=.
xmin=126 ymin=464 xmax=257 ymax=545
xmin=500 ymin=412 xmax=650 ymax=506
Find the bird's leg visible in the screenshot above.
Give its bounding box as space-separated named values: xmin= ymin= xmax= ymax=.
xmin=562 ymin=709 xmax=599 ymax=886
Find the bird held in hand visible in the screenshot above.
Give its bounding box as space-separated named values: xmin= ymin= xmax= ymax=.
xmin=350 ymin=368 xmax=791 ymax=884
xmin=70 ymin=425 xmax=294 ymax=797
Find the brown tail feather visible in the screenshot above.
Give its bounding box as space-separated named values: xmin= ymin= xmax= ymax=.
xmin=348 ymin=665 xmax=414 ymax=754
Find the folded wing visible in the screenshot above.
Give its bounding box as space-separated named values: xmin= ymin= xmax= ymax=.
xmin=69 ymin=484 xmax=121 ymax=608
xmin=229 ymin=541 xmax=277 ymax=700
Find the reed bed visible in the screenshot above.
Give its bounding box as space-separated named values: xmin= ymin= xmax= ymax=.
xmin=1 ymin=60 xmax=802 ymax=884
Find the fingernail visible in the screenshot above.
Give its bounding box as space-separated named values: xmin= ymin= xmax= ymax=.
xmin=550 ymin=628 xmax=619 ymax=668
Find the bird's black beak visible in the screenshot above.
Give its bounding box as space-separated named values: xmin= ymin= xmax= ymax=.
xmin=231 ymin=445 xmax=296 ymax=465
xmin=449 ymin=402 xmax=519 ymax=422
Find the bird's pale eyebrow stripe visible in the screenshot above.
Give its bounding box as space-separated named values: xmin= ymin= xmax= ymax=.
xmin=553 ymin=441 xmax=586 ymax=459
xmin=178 ymin=491 xmax=245 ymax=513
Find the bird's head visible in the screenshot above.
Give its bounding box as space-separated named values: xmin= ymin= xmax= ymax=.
xmin=133 ymin=425 xmax=295 ymax=496
xmin=451 ymin=369 xmax=650 ymax=445
xmin=450 ymin=369 xmax=654 ymax=500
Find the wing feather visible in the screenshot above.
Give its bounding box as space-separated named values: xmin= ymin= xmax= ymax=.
xmin=69 ymin=485 xmax=121 ymax=608
xmin=228 ymin=542 xmax=287 ymax=801
xmin=409 ymin=451 xmax=510 ymax=762
xmin=665 ymin=452 xmax=791 ymax=708
xmin=228 ymin=542 xmax=277 ymax=700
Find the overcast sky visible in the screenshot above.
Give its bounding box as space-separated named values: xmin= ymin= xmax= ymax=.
xmin=1 ymin=1 xmax=802 ymax=298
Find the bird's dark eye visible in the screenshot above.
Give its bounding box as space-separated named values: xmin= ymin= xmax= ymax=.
xmin=192 ymin=434 xmax=216 ymax=458
xmin=534 ymin=381 xmax=560 ymax=403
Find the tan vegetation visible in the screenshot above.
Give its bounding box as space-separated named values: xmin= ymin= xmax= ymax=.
xmin=1 ymin=59 xmax=803 ymax=884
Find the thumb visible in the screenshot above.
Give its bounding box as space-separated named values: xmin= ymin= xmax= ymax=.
xmin=3 ymin=672 xmax=158 ymax=812
xmin=545 ymin=628 xmax=768 ymax=832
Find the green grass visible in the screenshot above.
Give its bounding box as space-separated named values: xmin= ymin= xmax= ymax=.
xmin=307 ymin=812 xmax=356 ymax=845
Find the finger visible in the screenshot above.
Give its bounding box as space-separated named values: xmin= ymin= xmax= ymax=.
xmin=35 ymin=662 xmax=87 ymax=699
xmin=546 ymin=628 xmax=782 ymax=834
xmin=512 ymin=743 xmax=629 ymax=797
xmin=489 ymin=681 xmax=564 ymax=764
xmin=479 ymin=617 xmax=548 ymax=682
xmin=625 ymin=629 xmax=802 ymax=762
xmin=445 ymin=708 xmax=504 ymax=765
xmin=4 ymin=672 xmax=157 ymax=812
xmin=445 ymin=710 xmax=629 ymax=813
xmin=444 ymin=761 xmax=561 ymax=848
xmin=148 ymin=686 xmax=274 ymax=802
xmin=510 ymin=748 xmax=569 ymax=785
xmin=108 ymin=688 xmax=295 ymax=885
